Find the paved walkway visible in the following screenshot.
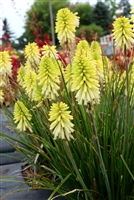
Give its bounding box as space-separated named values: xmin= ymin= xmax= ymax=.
xmin=0 ymin=109 xmax=65 ymax=200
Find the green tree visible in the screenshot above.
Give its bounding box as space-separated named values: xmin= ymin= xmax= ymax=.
xmin=0 ymin=18 xmax=16 ymax=50
xmin=70 ymin=2 xmax=93 ymax=26
xmin=103 ymin=0 xmax=118 ymax=19
xmin=1 ymin=18 xmax=15 ymax=42
xmin=92 ymin=1 xmax=113 ymax=35
xmin=23 ymin=0 xmax=70 ymax=44
xmin=118 ymin=0 xmax=131 ymax=17
xmin=70 ymin=3 xmax=104 ymax=42
xmin=12 ymin=32 xmax=28 ymax=51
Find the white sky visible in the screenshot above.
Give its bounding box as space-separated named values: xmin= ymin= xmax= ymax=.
xmin=0 ymin=0 xmax=134 ymax=39
xmin=0 ymin=0 xmax=34 ymax=38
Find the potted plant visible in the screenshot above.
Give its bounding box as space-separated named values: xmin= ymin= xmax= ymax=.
xmin=0 ymin=6 xmax=134 ymax=200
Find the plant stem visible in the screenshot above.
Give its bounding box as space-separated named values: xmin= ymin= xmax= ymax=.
xmin=64 ymin=141 xmax=94 ymax=200
xmin=87 ymin=103 xmax=112 ymax=200
xmin=34 ymin=143 xmax=44 ymax=174
xmin=122 ymin=47 xmax=129 ymax=156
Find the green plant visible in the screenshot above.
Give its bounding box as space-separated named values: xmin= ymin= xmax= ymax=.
xmin=0 ymin=7 xmax=134 ymax=200
xmin=92 ymin=1 xmax=113 ymax=35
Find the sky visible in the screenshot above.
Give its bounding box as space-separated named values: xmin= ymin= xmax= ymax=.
xmin=0 ymin=0 xmax=34 ymax=38
xmin=0 ymin=0 xmax=134 ymax=39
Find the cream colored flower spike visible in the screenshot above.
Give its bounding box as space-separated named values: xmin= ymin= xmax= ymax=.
xmin=0 ymin=51 xmax=12 ymax=76
xmin=55 ymin=8 xmax=79 ymax=47
xmin=24 ymin=42 xmax=40 ymax=69
xmin=112 ymin=17 xmax=134 ymax=52
xmin=49 ymin=102 xmax=74 ymax=141
xmin=14 ymin=101 xmax=32 ymax=132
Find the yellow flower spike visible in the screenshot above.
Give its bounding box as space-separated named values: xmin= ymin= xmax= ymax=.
xmin=14 ymin=101 xmax=32 ymax=132
xmin=75 ymin=40 xmax=92 ymax=59
xmin=64 ymin=64 xmax=72 ymax=91
xmin=33 ymin=84 xmax=44 ymax=106
xmin=9 ymin=50 xmax=18 ymax=56
xmin=49 ymin=102 xmax=74 ymax=141
xmin=24 ymin=42 xmax=40 ymax=68
xmin=25 ymin=60 xmax=36 ymax=72
xmin=37 ymin=57 xmax=61 ymax=100
xmin=55 ymin=8 xmax=79 ymax=47
xmin=90 ymin=41 xmax=104 ymax=79
xmin=71 ymin=12 xmax=79 ymax=28
xmin=42 ymin=45 xmax=58 ymax=59
xmin=0 ymin=89 xmax=4 ymax=104
xmin=0 ymin=51 xmax=12 ymax=76
xmin=112 ymin=17 xmax=134 ymax=51
xmin=0 ymin=75 xmax=8 ymax=87
xmin=23 ymin=71 xmax=37 ymax=100
xmin=17 ymin=65 xmax=26 ymax=87
xmin=103 ymin=56 xmax=111 ymax=83
xmin=72 ymin=55 xmax=100 ymax=105
xmin=90 ymin=41 xmax=102 ymax=55
xmin=129 ymin=61 xmax=134 ymax=105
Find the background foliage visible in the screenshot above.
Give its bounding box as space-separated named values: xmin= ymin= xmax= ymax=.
xmin=2 ymin=0 xmax=131 ymax=50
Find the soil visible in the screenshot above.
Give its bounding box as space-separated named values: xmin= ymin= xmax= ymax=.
xmin=21 ymin=162 xmax=58 ymax=188
xmin=22 ymin=163 xmax=34 ymax=179
xmin=21 ymin=163 xmax=35 ymax=187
